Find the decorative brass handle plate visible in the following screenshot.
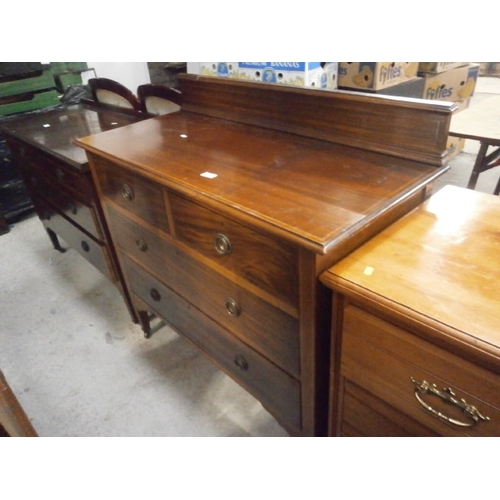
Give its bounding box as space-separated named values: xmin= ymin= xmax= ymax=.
xmin=410 ymin=377 xmax=490 ymax=427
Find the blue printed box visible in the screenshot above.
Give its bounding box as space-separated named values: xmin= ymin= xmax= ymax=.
xmin=238 ymin=62 xmax=337 ymax=89
xmin=199 ymin=62 xmax=239 ymax=78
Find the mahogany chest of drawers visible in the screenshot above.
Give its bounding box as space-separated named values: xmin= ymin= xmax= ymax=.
xmin=321 ymin=185 xmax=500 ymax=436
xmin=76 ymin=75 xmax=454 ymax=436
xmin=1 ymin=104 xmax=142 ymax=320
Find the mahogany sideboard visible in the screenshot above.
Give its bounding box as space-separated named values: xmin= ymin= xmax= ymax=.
xmin=76 ymin=74 xmax=455 ymax=436
xmin=321 ymin=185 xmax=500 ymax=436
xmin=1 ymin=103 xmax=144 ymax=322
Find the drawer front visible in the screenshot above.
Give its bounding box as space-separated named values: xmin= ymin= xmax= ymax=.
xmin=108 ymin=205 xmax=300 ymax=378
xmin=342 ymin=306 xmax=500 ymax=436
xmin=339 ymin=378 xmax=439 ymax=437
xmin=11 ymin=139 xmax=94 ymax=204
xmin=169 ymin=192 xmax=299 ymax=308
xmin=122 ymin=256 xmax=302 ymax=432
xmin=90 ymin=155 xmax=169 ymax=233
xmin=24 ymin=174 xmax=103 ymax=241
xmin=41 ymin=206 xmax=115 ymax=282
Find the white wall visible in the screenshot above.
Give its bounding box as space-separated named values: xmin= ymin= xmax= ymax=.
xmin=86 ymin=62 xmax=151 ymax=92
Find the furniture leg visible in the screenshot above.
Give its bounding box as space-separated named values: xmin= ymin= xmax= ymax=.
xmin=46 ymin=227 xmax=66 ymax=252
xmin=467 ymin=141 xmax=489 ymax=189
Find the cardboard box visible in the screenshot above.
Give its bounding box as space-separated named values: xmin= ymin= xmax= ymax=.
xmin=199 ymin=62 xmax=238 ymax=78
xmin=447 ymin=135 xmax=466 ymax=159
xmin=338 ymin=62 xmax=418 ymax=91
xmin=237 ymin=62 xmax=338 ymax=89
xmin=418 ymin=62 xmax=467 ymax=74
xmin=340 ymin=76 xmax=425 ymax=98
xmin=422 ymin=64 xmax=479 ymax=103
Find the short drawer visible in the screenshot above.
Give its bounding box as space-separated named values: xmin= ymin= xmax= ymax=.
xmin=90 ymin=155 xmax=169 ymax=233
xmin=169 ymin=192 xmax=299 ymax=309
xmin=108 ymin=204 xmax=300 ymax=378
xmin=10 ymin=139 xmax=94 ymax=204
xmin=41 ymin=206 xmax=115 ymax=282
xmin=24 ymin=174 xmax=103 ymax=241
xmin=123 ymin=256 xmax=302 ymax=433
xmin=342 ymin=305 xmax=500 ymax=436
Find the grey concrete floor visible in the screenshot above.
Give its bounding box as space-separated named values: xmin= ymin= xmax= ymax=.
xmin=2 ymin=76 xmax=500 ymax=437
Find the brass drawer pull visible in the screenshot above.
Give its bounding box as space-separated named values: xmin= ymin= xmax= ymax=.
xmin=234 ymin=355 xmax=248 ymax=371
xmin=214 ymin=233 xmax=232 ymax=255
xmin=225 ymin=298 xmax=241 ymax=317
xmin=136 ymin=238 xmax=148 ymax=252
xmin=410 ymin=377 xmax=490 ymax=427
xmin=150 ymin=288 xmax=161 ymax=302
xmin=122 ymin=183 xmax=134 ymax=201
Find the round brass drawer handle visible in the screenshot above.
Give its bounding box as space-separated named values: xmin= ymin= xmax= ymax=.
xmin=150 ymin=288 xmax=161 ymax=302
xmin=214 ymin=233 xmax=232 ymax=255
xmin=234 ymin=354 xmax=248 ymax=371
xmin=122 ymin=183 xmax=134 ymax=201
xmin=136 ymin=238 xmax=148 ymax=252
xmin=225 ymin=298 xmax=241 ymax=317
xmin=410 ymin=377 xmax=490 ymax=427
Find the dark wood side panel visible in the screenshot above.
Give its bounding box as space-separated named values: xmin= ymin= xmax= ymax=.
xmin=178 ymin=74 xmax=456 ymax=166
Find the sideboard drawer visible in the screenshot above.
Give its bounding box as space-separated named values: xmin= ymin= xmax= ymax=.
xmin=169 ymin=192 xmax=299 ymax=309
xmin=123 ymin=256 xmax=302 ymax=432
xmin=342 ymin=305 xmax=500 ymax=436
xmin=107 ymin=204 xmax=300 ymax=378
xmin=12 ymin=140 xmax=94 ymax=203
xmin=25 ymin=174 xmax=103 ymax=240
xmin=41 ymin=207 xmax=114 ymax=282
xmin=91 ymin=155 xmax=169 ymax=233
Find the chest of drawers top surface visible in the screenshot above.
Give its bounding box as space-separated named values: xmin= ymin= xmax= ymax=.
xmin=1 ymin=104 xmax=139 ymax=170
xmin=322 ymin=185 xmax=500 ymax=366
xmin=77 ymin=110 xmax=443 ymax=253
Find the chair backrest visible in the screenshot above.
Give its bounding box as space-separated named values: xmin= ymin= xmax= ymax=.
xmin=88 ymin=77 xmax=141 ymax=111
xmin=137 ymin=84 xmax=182 ymax=115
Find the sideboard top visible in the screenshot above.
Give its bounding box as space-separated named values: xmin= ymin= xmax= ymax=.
xmin=77 ymin=108 xmax=446 ymax=253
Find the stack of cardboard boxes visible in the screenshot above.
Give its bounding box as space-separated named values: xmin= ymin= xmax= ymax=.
xmin=418 ymin=63 xmax=479 ymax=157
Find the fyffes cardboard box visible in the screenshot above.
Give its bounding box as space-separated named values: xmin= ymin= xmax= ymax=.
xmin=422 ymin=64 xmax=479 ymax=103
xmin=338 ymin=62 xmax=419 ymax=91
xmin=418 ymin=62 xmax=467 ymax=74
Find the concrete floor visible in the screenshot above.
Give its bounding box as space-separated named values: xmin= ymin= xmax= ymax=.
xmin=2 ymin=76 xmax=500 ymax=437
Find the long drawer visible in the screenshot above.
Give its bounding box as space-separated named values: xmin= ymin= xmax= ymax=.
xmin=107 ymin=204 xmax=300 ymax=379
xmin=122 ymin=255 xmax=302 ymax=432
xmin=341 ymin=305 xmax=500 ymax=436
xmin=23 ymin=173 xmax=103 ymax=241
xmin=40 ymin=204 xmax=114 ymax=282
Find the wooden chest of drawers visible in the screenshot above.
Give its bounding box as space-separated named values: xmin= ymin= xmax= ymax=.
xmin=1 ymin=104 xmax=142 ymax=319
xmin=321 ymin=186 xmax=500 ymax=436
xmin=77 ymin=75 xmax=454 ymax=436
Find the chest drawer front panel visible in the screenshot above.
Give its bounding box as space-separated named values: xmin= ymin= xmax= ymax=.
xmin=91 ymin=155 xmax=169 ymax=233
xmin=122 ymin=256 xmax=302 ymax=432
xmin=11 ymin=140 xmax=94 ymax=204
xmin=41 ymin=206 xmax=114 ymax=281
xmin=25 ymin=174 xmax=103 ymax=241
xmin=169 ymin=192 xmax=299 ymax=308
xmin=342 ymin=306 xmax=500 ymax=436
xmin=107 ymin=205 xmax=300 ymax=378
